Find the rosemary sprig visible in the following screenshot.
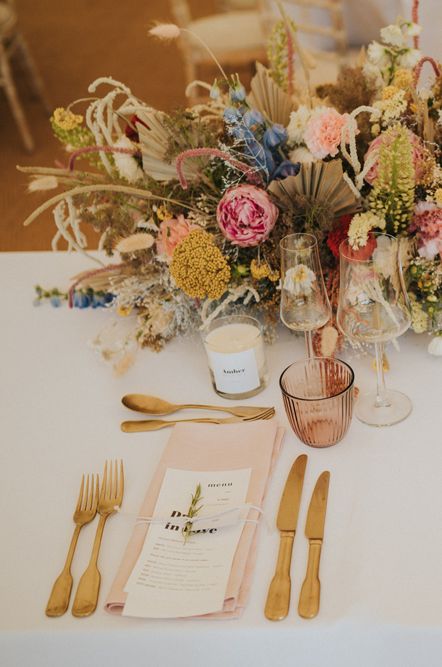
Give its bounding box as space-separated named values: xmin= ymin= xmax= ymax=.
xmin=182 ymin=483 xmax=203 ymax=544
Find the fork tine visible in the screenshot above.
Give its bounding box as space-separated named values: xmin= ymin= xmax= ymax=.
xmin=93 ymin=474 xmax=99 ymax=511
xmin=100 ymin=462 xmax=108 ymax=503
xmin=113 ymin=460 xmax=118 ymax=499
xmin=75 ymin=475 xmax=85 ymax=512
xmin=117 ymin=460 xmax=124 ymax=504
xmin=83 ymin=474 xmax=90 ymax=511
xmin=246 ymin=408 xmax=274 ymax=421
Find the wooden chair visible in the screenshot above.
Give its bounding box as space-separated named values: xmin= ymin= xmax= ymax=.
xmin=263 ymin=0 xmax=358 ymax=87
xmin=0 ymin=0 xmax=51 ymax=152
xmin=169 ymin=0 xmax=267 ymax=102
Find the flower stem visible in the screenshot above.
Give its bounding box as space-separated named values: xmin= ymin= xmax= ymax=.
xmin=374 ymin=342 xmax=390 ymax=408
xmin=305 ymin=330 xmax=314 ymax=358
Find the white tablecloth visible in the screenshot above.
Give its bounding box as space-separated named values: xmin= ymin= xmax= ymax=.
xmin=1 ymin=252 xmax=442 ymax=667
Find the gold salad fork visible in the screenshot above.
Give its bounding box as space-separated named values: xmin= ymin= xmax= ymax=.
xmin=46 ymin=473 xmax=99 ymax=617
xmin=72 ymin=460 xmax=124 ymax=617
xmin=121 ymin=408 xmax=275 ymax=432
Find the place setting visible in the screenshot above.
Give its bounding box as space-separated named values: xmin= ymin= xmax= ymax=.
xmin=3 ymin=1 xmax=442 ymax=664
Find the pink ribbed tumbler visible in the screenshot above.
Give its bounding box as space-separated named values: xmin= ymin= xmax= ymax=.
xmin=280 ymin=357 xmax=355 ymax=447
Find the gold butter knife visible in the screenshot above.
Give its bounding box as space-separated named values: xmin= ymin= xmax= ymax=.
xmin=264 ymin=454 xmax=307 ymax=621
xmin=298 ymin=470 xmax=330 ymax=619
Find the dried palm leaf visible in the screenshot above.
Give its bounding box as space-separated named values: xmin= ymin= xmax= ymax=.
xmin=247 ymin=63 xmax=292 ymax=127
xmin=136 ymin=109 xmax=199 ymax=182
xmin=268 ymin=160 xmax=360 ymax=217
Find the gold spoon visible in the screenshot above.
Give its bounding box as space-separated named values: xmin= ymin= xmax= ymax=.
xmin=121 ymin=393 xmax=273 ymax=419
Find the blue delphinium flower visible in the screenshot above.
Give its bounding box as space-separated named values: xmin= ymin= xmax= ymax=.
xmin=272 ymin=160 xmax=301 ymax=180
xmin=224 ymin=107 xmax=242 ymax=124
xmin=50 ymin=295 xmax=62 ymax=307
xmin=263 ymin=124 xmax=287 ymax=150
xmin=229 ymin=84 xmax=246 ymax=103
xmin=243 ymin=109 xmax=264 ymax=130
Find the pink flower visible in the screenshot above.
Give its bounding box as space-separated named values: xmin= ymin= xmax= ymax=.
xmin=412 ymin=201 xmax=442 ymax=260
xmin=364 ymin=129 xmax=427 ymax=185
xmin=156 ymin=215 xmax=196 ymax=259
xmin=304 ymin=108 xmax=351 ymax=160
xmin=216 ymin=184 xmax=278 ymax=247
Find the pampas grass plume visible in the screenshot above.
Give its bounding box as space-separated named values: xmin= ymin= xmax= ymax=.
xmin=149 ymin=23 xmax=181 ymax=41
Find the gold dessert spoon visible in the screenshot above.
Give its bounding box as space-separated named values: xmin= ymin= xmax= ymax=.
xmin=122 ymin=393 xmax=272 ymax=419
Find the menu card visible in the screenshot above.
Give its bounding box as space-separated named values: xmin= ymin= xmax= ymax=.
xmin=123 ymin=467 xmax=251 ymax=618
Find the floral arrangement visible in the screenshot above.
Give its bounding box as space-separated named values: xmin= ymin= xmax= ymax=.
xmin=22 ymin=5 xmax=442 ymax=370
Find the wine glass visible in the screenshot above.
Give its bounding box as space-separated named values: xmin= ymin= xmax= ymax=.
xmin=337 ymin=233 xmax=412 ymax=427
xmin=280 ymin=233 xmax=331 ymax=357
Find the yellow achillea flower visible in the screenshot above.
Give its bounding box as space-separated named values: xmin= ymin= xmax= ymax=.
xmin=434 ymin=188 xmax=442 ymax=206
xmin=170 ymin=230 xmax=230 ymax=299
xmin=382 ymin=85 xmax=400 ymax=100
xmin=52 ymin=107 xmax=83 ymax=131
xmin=156 ymin=205 xmax=173 ymax=221
xmin=393 ymin=68 xmax=413 ymax=90
xmin=250 ymin=259 xmax=279 ymax=282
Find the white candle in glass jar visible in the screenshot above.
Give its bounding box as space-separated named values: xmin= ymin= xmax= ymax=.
xmin=203 ymin=316 xmax=268 ymax=399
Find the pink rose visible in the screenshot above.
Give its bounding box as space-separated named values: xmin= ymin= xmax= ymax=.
xmin=365 ymin=129 xmax=427 ymax=185
xmin=412 ymin=201 xmax=442 ymax=260
xmin=156 ymin=215 xmax=196 ymax=259
xmin=304 ymin=108 xmax=351 ymax=160
xmin=216 ymin=184 xmax=278 ymax=247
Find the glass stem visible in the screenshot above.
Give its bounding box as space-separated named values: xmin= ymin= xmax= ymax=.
xmin=305 ymin=330 xmax=314 ymax=358
xmin=374 ymin=342 xmax=390 ymax=408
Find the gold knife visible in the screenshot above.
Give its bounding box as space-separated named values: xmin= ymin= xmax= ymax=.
xmin=264 ymin=454 xmax=307 ymax=621
xmin=298 ymin=470 xmax=330 ymax=619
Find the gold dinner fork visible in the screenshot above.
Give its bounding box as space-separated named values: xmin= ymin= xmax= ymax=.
xmin=45 ymin=473 xmax=99 ymax=617
xmin=121 ymin=408 xmax=275 ymax=432
xmin=72 ymin=460 xmax=124 ymax=617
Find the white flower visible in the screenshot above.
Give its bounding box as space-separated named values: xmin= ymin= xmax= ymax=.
xmin=380 ymin=24 xmax=405 ymax=47
xmin=404 ymin=22 xmax=422 ymax=38
xmin=363 ymin=61 xmax=385 ymax=91
xmin=399 ymin=48 xmax=422 ymax=69
xmin=367 ymin=41 xmax=389 ymax=67
xmin=287 ymin=105 xmax=311 ymax=144
xmin=283 ymin=264 xmax=316 ymax=297
xmin=418 ymin=239 xmax=439 ymax=261
xmin=428 ymin=337 xmax=442 ymax=356
xmin=438 ymin=110 xmax=442 ymax=126
xmin=113 ymin=136 xmax=143 ymax=183
xmin=289 ymin=146 xmax=315 ymax=164
xmin=348 ymin=212 xmax=385 ymax=249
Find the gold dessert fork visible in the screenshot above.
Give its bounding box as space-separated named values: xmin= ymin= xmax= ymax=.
xmin=45 ymin=473 xmax=99 ymax=617
xmin=72 ymin=460 xmax=124 ymax=617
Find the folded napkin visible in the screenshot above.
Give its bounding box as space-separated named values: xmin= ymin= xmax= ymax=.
xmin=105 ymin=420 xmax=284 ymax=618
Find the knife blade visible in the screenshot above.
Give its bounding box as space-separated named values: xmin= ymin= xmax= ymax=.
xmin=264 ymin=454 xmax=307 ymax=621
xmin=298 ymin=470 xmax=330 ymax=619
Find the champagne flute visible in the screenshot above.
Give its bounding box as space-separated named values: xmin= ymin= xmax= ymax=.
xmin=280 ymin=233 xmax=331 ymax=357
xmin=337 ymin=233 xmax=412 ymax=427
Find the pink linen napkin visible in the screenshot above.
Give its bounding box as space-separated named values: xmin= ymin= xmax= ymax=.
xmin=105 ymin=420 xmax=284 ymax=618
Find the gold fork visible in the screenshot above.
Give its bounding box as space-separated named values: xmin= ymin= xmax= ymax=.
xmin=72 ymin=460 xmax=124 ymax=617
xmin=46 ymin=473 xmax=99 ymax=617
xmin=121 ymin=408 xmax=275 ymax=432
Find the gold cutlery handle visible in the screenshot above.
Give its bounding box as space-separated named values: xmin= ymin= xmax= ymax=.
xmin=264 ymin=533 xmax=294 ymax=621
xmin=45 ymin=524 xmax=81 ymax=617
xmin=298 ymin=540 xmax=322 ymax=619
xmin=72 ymin=515 xmax=107 ymax=617
xmin=121 ymin=417 xmax=236 ymax=432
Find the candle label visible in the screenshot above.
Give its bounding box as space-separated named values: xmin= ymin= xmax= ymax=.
xmin=208 ymin=349 xmax=260 ymax=394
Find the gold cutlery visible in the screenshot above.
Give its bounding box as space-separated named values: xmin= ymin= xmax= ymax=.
xmin=298 ymin=470 xmax=330 ymax=619
xmin=264 ymin=454 xmax=307 ymax=621
xmin=122 ymin=393 xmax=274 ymax=419
xmin=46 ymin=473 xmax=99 ymax=617
xmin=72 ymin=460 xmax=124 ymax=617
xmin=121 ymin=409 xmax=275 ymax=432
